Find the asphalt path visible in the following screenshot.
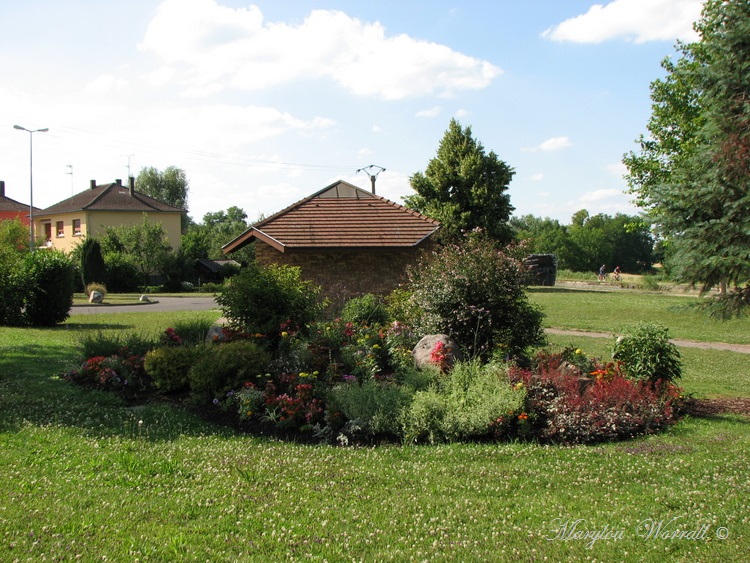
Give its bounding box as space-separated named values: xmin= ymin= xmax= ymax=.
xmin=71 ymin=296 xmax=220 ymax=315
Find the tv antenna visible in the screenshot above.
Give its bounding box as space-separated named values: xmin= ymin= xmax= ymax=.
xmin=66 ymin=164 xmax=73 ymax=195
xmin=124 ymin=155 xmax=135 ymax=178
xmin=356 ymin=164 xmax=386 ymax=194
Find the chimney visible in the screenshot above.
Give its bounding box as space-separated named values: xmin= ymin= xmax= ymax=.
xmin=115 ymin=178 xmax=122 ymax=186
xmin=0 ymin=180 xmax=5 ymax=198
xmin=129 ymin=176 xmax=135 ymax=196
xmin=90 ymin=179 xmax=97 ymax=190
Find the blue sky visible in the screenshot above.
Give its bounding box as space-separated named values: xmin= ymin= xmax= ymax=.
xmin=0 ymin=0 xmax=704 ymax=224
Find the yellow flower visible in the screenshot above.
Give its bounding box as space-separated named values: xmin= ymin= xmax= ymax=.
xmin=575 ymin=348 xmax=582 ymax=355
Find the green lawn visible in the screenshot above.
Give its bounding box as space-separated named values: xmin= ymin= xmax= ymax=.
xmin=1 ymin=297 xmax=748 ymax=560
xmin=530 ymin=286 xmax=750 ymax=344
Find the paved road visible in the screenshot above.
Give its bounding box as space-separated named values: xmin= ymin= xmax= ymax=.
xmin=71 ymin=296 xmax=220 ymax=315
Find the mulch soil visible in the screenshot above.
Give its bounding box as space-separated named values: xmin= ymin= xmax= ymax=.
xmin=683 ymin=397 xmax=750 ymax=417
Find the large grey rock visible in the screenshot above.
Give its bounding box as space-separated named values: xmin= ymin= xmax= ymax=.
xmin=205 ymin=325 xmax=227 ymax=343
xmin=412 ymin=334 xmax=462 ymax=371
xmin=89 ymin=290 xmax=104 ymax=303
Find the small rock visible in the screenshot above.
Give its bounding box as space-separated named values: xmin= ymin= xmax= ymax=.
xmin=89 ymin=290 xmax=104 ymax=303
xmin=139 ymin=295 xmax=151 ymax=302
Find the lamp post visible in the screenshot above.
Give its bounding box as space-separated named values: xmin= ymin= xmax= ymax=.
xmin=14 ymin=124 xmax=48 ymax=252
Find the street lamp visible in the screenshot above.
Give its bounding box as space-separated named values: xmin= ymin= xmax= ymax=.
xmin=14 ymin=124 xmax=48 ymax=252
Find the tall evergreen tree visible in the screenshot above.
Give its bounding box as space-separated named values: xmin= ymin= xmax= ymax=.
xmin=405 ymin=119 xmax=515 ymax=244
xmin=624 ymin=0 xmax=750 ymax=293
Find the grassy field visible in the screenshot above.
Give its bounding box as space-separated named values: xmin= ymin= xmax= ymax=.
xmin=1 ymin=297 xmax=748 ymax=561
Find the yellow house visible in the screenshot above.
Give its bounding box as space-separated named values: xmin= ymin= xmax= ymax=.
xmin=34 ymin=178 xmax=184 ymax=253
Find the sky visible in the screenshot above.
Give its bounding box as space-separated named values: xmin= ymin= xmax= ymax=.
xmin=0 ymin=0 xmax=705 ymax=225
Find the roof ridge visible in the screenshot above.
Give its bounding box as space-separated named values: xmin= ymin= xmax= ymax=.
xmin=82 ymin=183 xmax=114 ymax=209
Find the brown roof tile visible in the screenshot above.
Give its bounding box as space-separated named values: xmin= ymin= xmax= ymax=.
xmin=35 ymin=181 xmax=185 ymax=217
xmin=223 ymin=180 xmax=439 ymax=254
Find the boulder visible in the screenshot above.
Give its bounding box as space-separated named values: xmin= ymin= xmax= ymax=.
xmin=205 ymin=325 xmax=227 ymax=343
xmin=412 ymin=334 xmax=462 ymax=371
xmin=88 ymin=290 xmax=104 ymax=303
xmin=139 ymin=294 xmax=151 ymax=302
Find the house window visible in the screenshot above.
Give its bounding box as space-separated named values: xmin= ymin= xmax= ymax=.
xmin=73 ymin=219 xmax=82 ymax=236
xmin=43 ymin=223 xmax=52 ymax=243
xmin=56 ymin=221 xmax=64 ymax=237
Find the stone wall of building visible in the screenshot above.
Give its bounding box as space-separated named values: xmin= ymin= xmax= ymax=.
xmin=255 ymin=242 xmax=434 ymax=298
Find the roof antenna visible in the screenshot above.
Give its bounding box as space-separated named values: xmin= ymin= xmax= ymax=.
xmin=66 ymin=164 xmax=73 ymax=195
xmin=124 ymin=154 xmax=135 ymax=178
xmin=356 ymin=164 xmax=385 ymax=194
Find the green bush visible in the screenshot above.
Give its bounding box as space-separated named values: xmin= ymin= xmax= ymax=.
xmin=80 ymin=237 xmax=107 ymax=288
xmin=215 ymin=263 xmax=322 ymax=347
xmin=75 ymin=330 xmax=157 ymax=361
xmin=328 ymin=379 xmax=413 ymax=436
xmin=408 ymin=233 xmax=545 ymax=360
xmin=20 ymin=250 xmax=76 ymax=326
xmin=144 ymin=346 xmax=199 ymax=393
xmin=103 ymin=253 xmax=141 ymax=293
xmin=170 ymin=317 xmax=217 ymax=346
xmin=612 ymin=322 xmax=682 ymax=385
xmin=341 ymin=294 xmax=389 ymax=325
xmin=401 ymin=360 xmax=524 ymax=444
xmin=188 ymin=341 xmax=271 ymax=406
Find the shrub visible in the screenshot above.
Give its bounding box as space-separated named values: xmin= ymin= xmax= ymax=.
xmin=215 ymin=263 xmax=322 ymax=348
xmin=408 ymin=233 xmax=545 ymax=360
xmin=510 ymin=349 xmax=683 ymax=444
xmin=169 ymin=317 xmax=216 ymax=346
xmin=188 ymin=341 xmax=271 ymax=406
xmin=401 ymin=360 xmax=524 ymax=443
xmin=103 ymin=253 xmax=141 ymax=293
xmin=20 ymin=250 xmax=76 ymax=326
xmin=144 ymin=346 xmax=199 ymax=393
xmin=79 ymin=237 xmax=107 ymax=288
xmin=341 ymin=293 xmax=390 ymax=325
xmin=63 ymin=349 xmax=149 ymax=399
xmin=75 ymin=330 xmax=157 ymax=361
xmin=612 ymin=322 xmax=682 ymax=385
xmin=328 ymin=379 xmax=413 ymax=437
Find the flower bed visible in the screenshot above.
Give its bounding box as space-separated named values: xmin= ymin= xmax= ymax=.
xmin=63 ymin=320 xmax=685 ymax=445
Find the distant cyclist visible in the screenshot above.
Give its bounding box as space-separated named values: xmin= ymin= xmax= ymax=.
xmin=613 ymin=265 xmax=621 ymax=281
xmin=598 ymin=264 xmax=606 ymax=282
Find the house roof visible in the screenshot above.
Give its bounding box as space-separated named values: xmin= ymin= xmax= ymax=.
xmin=222 ymin=180 xmax=440 ymax=254
xmin=0 ymin=182 xmax=40 ymax=214
xmin=35 ymin=180 xmax=185 ymax=217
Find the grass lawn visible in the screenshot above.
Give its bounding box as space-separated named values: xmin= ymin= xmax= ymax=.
xmin=1 ymin=299 xmax=748 ymax=560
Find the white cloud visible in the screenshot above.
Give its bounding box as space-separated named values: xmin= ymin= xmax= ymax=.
xmin=579 ymin=189 xmax=624 ymax=203
xmin=607 ymin=161 xmax=628 ymax=176
xmin=85 ymin=74 xmax=129 ymax=93
xmin=528 ymin=173 xmax=544 ymax=182
xmin=522 ymin=136 xmax=572 ymax=152
xmin=140 ymin=0 xmax=502 ymax=99
xmin=454 ymin=108 xmax=469 ymax=118
xmin=542 ymin=0 xmax=703 ymax=44
xmin=415 ymin=106 xmax=442 ymax=118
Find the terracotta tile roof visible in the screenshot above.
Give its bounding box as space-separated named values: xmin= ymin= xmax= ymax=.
xmin=223 ymin=180 xmax=439 ymax=254
xmin=35 ymin=180 xmax=185 ymax=216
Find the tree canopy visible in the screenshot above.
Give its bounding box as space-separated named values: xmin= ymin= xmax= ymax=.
xmin=623 ymin=0 xmax=750 ymax=293
xmin=136 ymin=166 xmax=189 ymax=210
xmin=404 ymin=119 xmax=515 ymax=244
